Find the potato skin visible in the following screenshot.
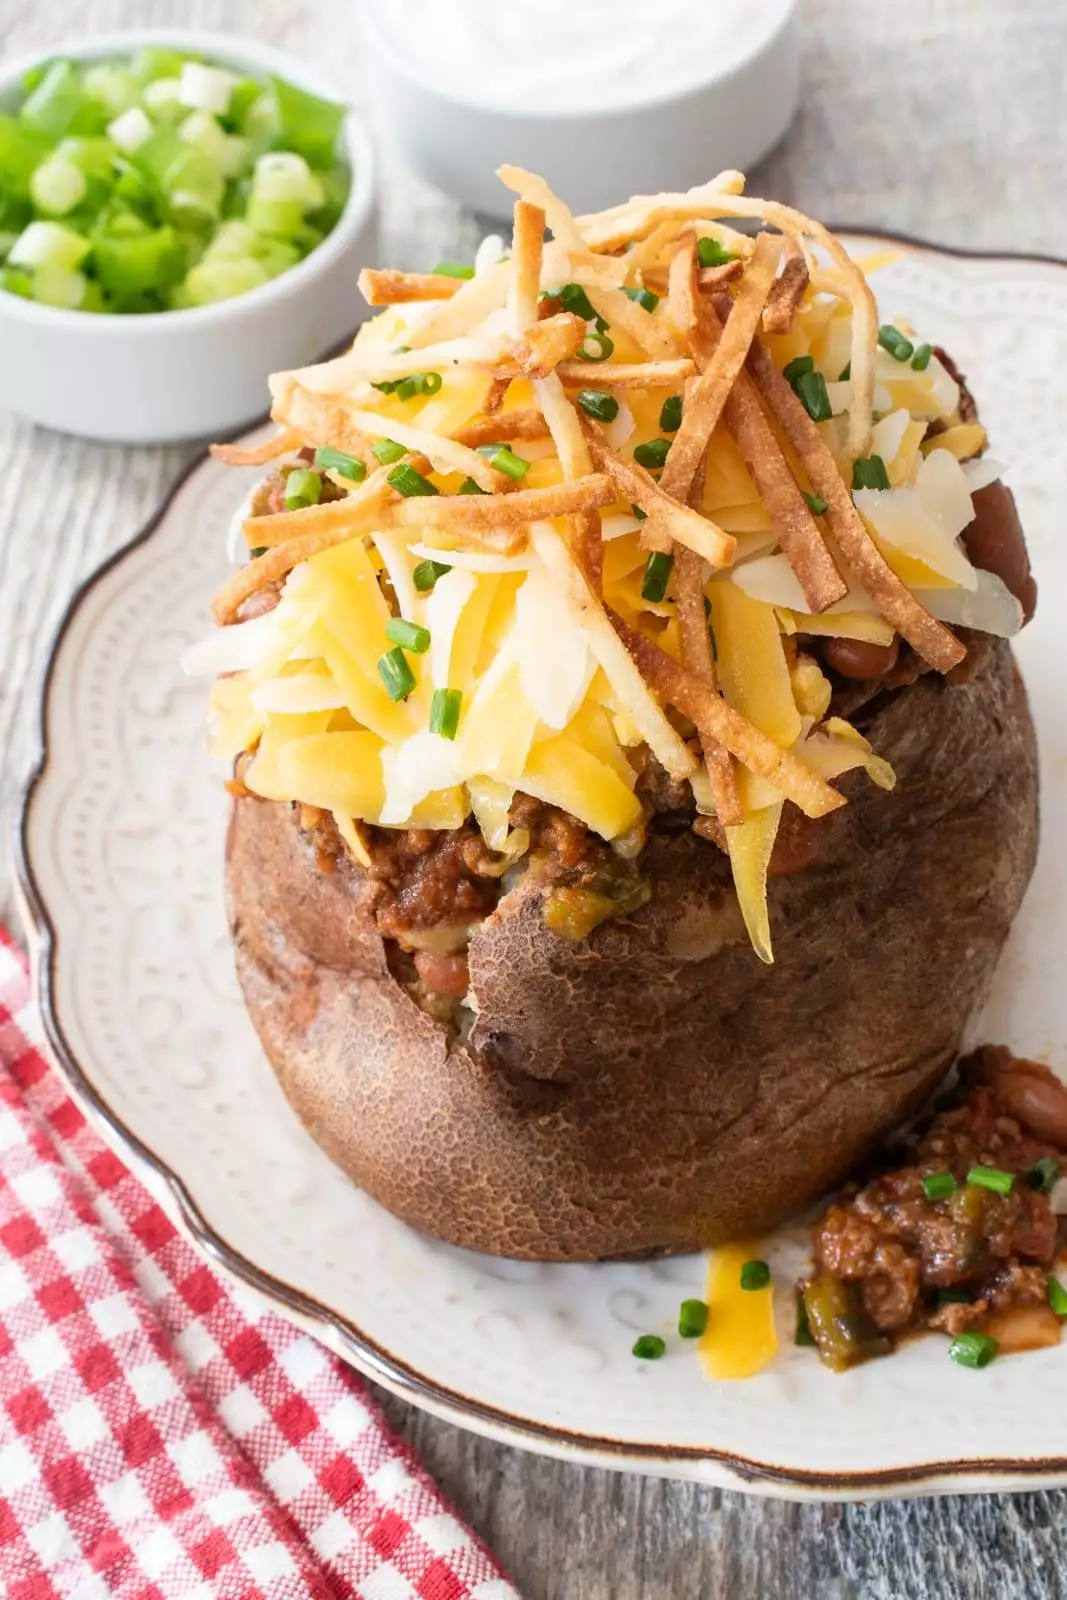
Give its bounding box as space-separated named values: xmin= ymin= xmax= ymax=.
xmin=227 ymin=640 xmax=1038 ymax=1261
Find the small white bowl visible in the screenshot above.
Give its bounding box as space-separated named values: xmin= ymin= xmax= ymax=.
xmin=360 ymin=0 xmax=797 ymax=219
xmin=0 ymin=29 xmax=377 ymax=444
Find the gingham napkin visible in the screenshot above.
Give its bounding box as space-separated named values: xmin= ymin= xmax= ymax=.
xmin=0 ymin=927 xmax=518 ymax=1600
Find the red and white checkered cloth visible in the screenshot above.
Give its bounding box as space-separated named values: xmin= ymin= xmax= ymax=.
xmin=0 ymin=927 xmax=519 ymax=1600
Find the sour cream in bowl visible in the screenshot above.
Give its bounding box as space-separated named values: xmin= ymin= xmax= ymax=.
xmin=361 ymin=0 xmax=797 ymax=216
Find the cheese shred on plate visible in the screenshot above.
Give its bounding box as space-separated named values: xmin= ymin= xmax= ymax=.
xmin=187 ymin=165 xmax=1016 ymax=962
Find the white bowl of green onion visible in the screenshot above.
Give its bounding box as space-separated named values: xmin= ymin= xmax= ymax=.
xmin=0 ymin=30 xmax=377 ymax=442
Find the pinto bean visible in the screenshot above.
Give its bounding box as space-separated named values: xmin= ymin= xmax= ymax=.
xmin=962 ymin=481 xmax=1037 ymax=623
xmin=822 ymin=635 xmax=901 ymax=680
xmin=413 ymin=949 xmax=470 ymax=998
xmin=989 ymin=1061 xmax=1067 ymax=1146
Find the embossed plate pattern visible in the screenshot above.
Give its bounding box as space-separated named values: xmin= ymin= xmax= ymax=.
xmin=14 ymin=237 xmax=1067 ymax=1498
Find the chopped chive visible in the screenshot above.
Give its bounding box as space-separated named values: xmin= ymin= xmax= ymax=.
xmin=314 ymin=445 xmax=366 ymax=482
xmin=458 ymin=476 xmax=488 ymax=495
xmin=948 ymin=1331 xmax=998 ymax=1369
xmin=937 ymin=1289 xmax=972 ymax=1305
xmin=549 ymin=281 xmax=597 ymax=322
xmin=966 ymin=1165 xmax=1016 ymax=1196
xmin=1049 ymin=1277 xmax=1067 ymax=1318
xmin=576 ymin=327 xmax=614 ymax=362
xmin=795 ymin=369 xmax=832 ymax=423
xmin=385 ymin=617 xmax=430 ymax=654
xmin=623 ymin=285 xmax=659 ymax=312
xmin=740 ymin=1260 xmax=771 ymax=1292
xmin=374 ymin=370 xmax=442 ymax=400
xmin=696 ymin=236 xmax=735 ymax=269
xmin=377 ymin=646 xmax=416 ymax=702
xmin=248 ymin=545 xmax=267 ymax=558
xmin=878 ymin=324 xmax=915 ymax=362
xmin=282 ymin=467 xmax=321 ymax=511
xmin=659 ymin=393 xmax=683 ymax=432
xmin=794 ymin=1296 xmax=816 ymax=1346
xmin=911 ymin=342 xmax=933 ymax=372
xmin=480 ymin=444 xmax=529 ymax=481
xmin=433 ymin=260 xmax=474 ymax=279
xmin=678 ymin=1298 xmax=709 ymax=1339
xmin=413 ymin=558 xmax=450 ymax=592
xmin=802 ymin=490 xmax=828 ymax=515
xmin=577 ymin=388 xmax=619 ymax=423
xmin=372 ymin=439 xmax=406 ymax=465
xmin=838 ymin=360 xmax=852 ymax=381
xmin=852 ymin=454 xmax=891 ymax=491
xmin=632 ymin=1334 xmax=666 ymax=1360
xmin=923 ymin=1172 xmax=957 ymax=1201
xmin=1026 ymin=1157 xmax=1060 ymax=1192
xmin=429 ymin=686 xmax=462 ymax=739
xmin=629 ymin=503 xmax=648 ymax=522
xmin=633 ymin=437 xmax=671 ymax=471
xmin=387 ymin=462 xmax=438 ymax=497
xmin=640 ymin=550 xmax=673 ymax=602
xmin=783 ymin=355 xmax=815 ymax=386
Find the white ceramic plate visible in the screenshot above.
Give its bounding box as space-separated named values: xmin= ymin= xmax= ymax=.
xmin=14 ymin=236 xmax=1067 ymax=1500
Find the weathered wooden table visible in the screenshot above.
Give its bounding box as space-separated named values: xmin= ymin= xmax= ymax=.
xmin=2 ymin=3 xmax=1063 ymax=1594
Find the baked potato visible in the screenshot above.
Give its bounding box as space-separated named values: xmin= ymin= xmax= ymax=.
xmin=188 ymin=169 xmax=1040 ymax=1261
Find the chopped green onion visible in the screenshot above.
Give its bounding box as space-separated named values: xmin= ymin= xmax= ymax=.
xmin=911 ymin=342 xmax=933 ymax=372
xmin=92 ymin=224 xmax=186 ymax=296
xmin=268 ymin=72 xmax=344 ymax=166
xmin=740 ymin=1260 xmax=771 ymax=1292
xmin=838 ymin=360 xmax=852 ymax=381
xmin=372 ymin=439 xmax=406 ymax=465
xmin=20 ymin=61 xmax=84 ymax=141
xmin=632 ymin=1334 xmax=666 ymax=1360
xmin=29 ymin=156 xmax=86 ymax=216
xmin=377 ymin=646 xmax=416 ymax=702
xmin=802 ymin=491 xmax=828 ymax=516
xmin=966 ymin=1165 xmax=1016 ymax=1197
xmin=387 ymin=463 xmax=439 ymax=497
xmin=479 ymin=444 xmax=529 ymax=480
xmin=623 ymin=285 xmax=659 ymax=312
xmin=413 ymin=559 xmax=451 ymax=592
xmin=8 ymin=219 xmax=90 ymax=271
xmin=550 ymin=281 xmax=598 ymax=322
xmin=433 ymin=259 xmax=475 ymax=279
xmin=878 ymin=324 xmax=915 ymax=362
xmin=283 ymin=468 xmax=321 ymax=511
xmin=429 ymin=687 xmax=462 ymax=739
xmin=1026 ymin=1157 xmax=1060 ymax=1192
xmin=851 ymin=455 xmax=891 ymax=491
xmin=373 ymin=370 xmax=442 ymax=400
xmin=783 ymin=355 xmax=815 ymax=386
xmin=794 ymin=1296 xmax=816 ymax=1346
xmin=385 ymin=617 xmax=431 ymax=654
xmin=577 ymin=389 xmax=619 ymax=423
xmin=314 ymin=446 xmax=366 ymax=482
xmin=659 ymin=394 xmax=683 ymax=433
xmin=629 ymin=503 xmax=647 ymax=522
xmin=677 ymin=1299 xmax=709 ymax=1339
xmin=948 ymin=1331 xmax=998 ymax=1369
xmin=795 ymin=370 xmax=832 ymax=423
xmin=696 ymin=236 xmax=735 ymax=269
xmin=641 ymin=551 xmax=673 ymax=602
xmin=576 ymin=328 xmax=614 ymax=362
xmin=1048 ymin=1277 xmax=1067 ymax=1318
xmin=634 ymin=438 xmax=671 ymax=471
xmin=922 ymin=1172 xmax=957 ymax=1202
xmin=936 ymin=1289 xmax=972 ymax=1305
xmin=458 ymin=477 xmax=488 ymax=495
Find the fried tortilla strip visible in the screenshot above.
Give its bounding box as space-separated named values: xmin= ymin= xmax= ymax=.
xmin=481 ymin=376 xmax=509 ymax=414
xmin=530 ymin=521 xmax=696 ymax=780
xmin=610 ymin=611 xmax=845 ymax=820
xmin=556 ymin=358 xmax=696 ymax=389
xmin=574 ymin=172 xmax=749 ymax=248
xmin=697 ymin=260 xmax=745 ymax=292
xmin=270 ymin=385 xmax=375 ymax=467
xmin=357 ymin=268 xmax=462 ymax=306
xmin=574 ymin=509 xmax=603 ymax=592
xmin=210 ymin=429 xmax=301 ymax=467
xmin=659 ymin=232 xmax=782 ymax=506
xmin=506 ymin=200 xmax=546 ymax=336
xmin=342 ymin=408 xmax=510 ymax=491
xmin=762 ymin=241 xmax=809 ymax=333
xmin=675 ymin=542 xmax=741 ymax=826
xmin=452 ymin=408 xmax=550 ymax=448
xmin=402 ymin=259 xmax=511 ymax=349
xmin=666 ymin=234 xmax=698 ymax=343
xmin=702 ymin=296 xmax=847 ymax=612
xmin=471 ymin=312 xmax=587 ymax=379
xmin=241 ymin=464 xmax=395 ymax=550
xmin=535 ymin=371 xmax=592 ymax=479
xmin=583 ymin=283 xmax=682 ymax=360
xmin=745 ymin=339 xmax=966 ymax=671
xmin=496 ymin=164 xmax=628 ymax=289
xmin=583 ymin=424 xmax=735 ymax=567
xmin=395 ymin=476 xmax=615 ymax=533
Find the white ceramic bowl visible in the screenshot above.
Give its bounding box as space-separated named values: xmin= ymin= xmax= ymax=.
xmin=0 ymin=29 xmax=377 ymax=444
xmin=360 ymin=0 xmax=797 ymax=219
